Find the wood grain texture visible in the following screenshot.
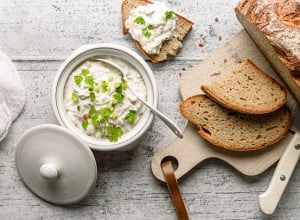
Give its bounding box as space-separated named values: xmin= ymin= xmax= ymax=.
xmin=0 ymin=0 xmax=299 ymax=219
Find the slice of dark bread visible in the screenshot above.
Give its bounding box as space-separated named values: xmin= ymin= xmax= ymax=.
xmin=121 ymin=0 xmax=193 ymax=63
xmin=180 ymin=94 xmax=291 ymax=151
xmin=201 ymin=59 xmax=287 ymax=114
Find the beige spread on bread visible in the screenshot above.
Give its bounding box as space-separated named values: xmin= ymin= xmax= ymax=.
xmin=237 ymin=0 xmax=300 ymax=74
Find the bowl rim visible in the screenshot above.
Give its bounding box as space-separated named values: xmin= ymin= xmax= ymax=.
xmin=52 ymin=43 xmax=158 ymax=151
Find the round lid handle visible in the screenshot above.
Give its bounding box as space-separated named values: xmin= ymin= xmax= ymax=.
xmin=39 ymin=163 xmax=59 ymax=182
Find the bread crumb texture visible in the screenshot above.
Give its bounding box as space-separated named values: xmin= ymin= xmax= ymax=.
xmin=180 ymin=95 xmax=291 ymax=151
xmin=202 ymin=59 xmax=287 ymax=114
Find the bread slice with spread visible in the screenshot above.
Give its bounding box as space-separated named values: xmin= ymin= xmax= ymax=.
xmin=121 ymin=0 xmax=193 ymax=62
xmin=201 ymin=59 xmax=287 ymax=114
xmin=179 ymin=94 xmax=291 ymax=151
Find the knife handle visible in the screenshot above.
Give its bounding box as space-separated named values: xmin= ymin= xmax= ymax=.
xmin=258 ymin=133 xmax=300 ymax=215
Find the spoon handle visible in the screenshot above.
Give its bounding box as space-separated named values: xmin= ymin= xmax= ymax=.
xmin=138 ymin=97 xmax=183 ymax=138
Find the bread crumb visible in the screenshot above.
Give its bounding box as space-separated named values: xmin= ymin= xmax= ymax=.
xmin=210 ymin=71 xmax=221 ymax=76
xmin=215 ymin=17 xmax=219 ymax=22
xmin=224 ymin=59 xmax=227 ymax=63
xmin=218 ymin=36 xmax=222 ymax=41
xmin=198 ymin=43 xmax=205 ymax=47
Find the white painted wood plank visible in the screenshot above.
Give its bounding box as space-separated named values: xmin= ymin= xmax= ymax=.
xmin=0 ymin=0 xmax=241 ymax=61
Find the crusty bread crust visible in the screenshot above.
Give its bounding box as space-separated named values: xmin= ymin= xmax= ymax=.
xmin=179 ymin=94 xmax=291 ymax=151
xmin=235 ymin=1 xmax=300 ymax=105
xmin=201 ymin=59 xmax=288 ymax=114
xmin=237 ymin=0 xmax=300 ymax=73
xmin=121 ymin=0 xmax=193 ymax=62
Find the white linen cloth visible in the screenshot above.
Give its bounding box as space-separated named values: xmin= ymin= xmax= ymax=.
xmin=0 ymin=51 xmax=25 ymax=142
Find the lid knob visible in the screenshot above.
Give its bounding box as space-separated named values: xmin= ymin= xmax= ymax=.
xmin=39 ymin=163 xmax=59 ymax=182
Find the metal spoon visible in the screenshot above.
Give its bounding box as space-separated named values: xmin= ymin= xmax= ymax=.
xmin=93 ymin=58 xmax=183 ymax=138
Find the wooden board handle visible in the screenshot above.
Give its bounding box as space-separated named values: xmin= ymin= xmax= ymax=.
xmin=151 ymin=123 xmax=214 ymax=182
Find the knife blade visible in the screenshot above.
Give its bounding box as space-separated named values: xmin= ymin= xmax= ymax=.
xmin=258 ymin=104 xmax=300 ymax=215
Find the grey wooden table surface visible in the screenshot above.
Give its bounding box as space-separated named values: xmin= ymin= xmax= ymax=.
xmin=0 ymin=0 xmax=299 ymax=219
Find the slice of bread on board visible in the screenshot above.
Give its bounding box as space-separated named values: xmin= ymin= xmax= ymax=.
xmin=121 ymin=0 xmax=193 ymax=62
xmin=201 ymin=59 xmax=287 ymax=114
xmin=179 ymin=94 xmax=291 ymax=151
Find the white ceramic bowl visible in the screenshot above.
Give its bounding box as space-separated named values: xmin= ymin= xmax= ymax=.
xmin=52 ymin=44 xmax=158 ymax=151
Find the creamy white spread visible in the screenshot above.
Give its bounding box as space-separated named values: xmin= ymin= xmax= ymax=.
xmin=64 ymin=57 xmax=146 ymax=142
xmin=125 ymin=3 xmax=176 ymax=54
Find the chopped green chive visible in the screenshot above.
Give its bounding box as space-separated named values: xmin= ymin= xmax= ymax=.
xmin=99 ymin=107 xmax=113 ymax=118
xmin=148 ymin=24 xmax=154 ymax=30
xmin=91 ymin=114 xmax=101 ymax=126
xmin=107 ymin=125 xmax=123 ymax=142
xmin=85 ymin=75 xmax=94 ymax=87
xmin=112 ymin=98 xmax=118 ymax=104
xmin=116 ymin=85 xmax=123 ymax=93
xmin=165 ymin=11 xmax=174 ymax=20
xmin=124 ymin=110 xmax=137 ymax=123
xmin=74 ymin=75 xmax=83 ymax=85
xmin=88 ymin=105 xmax=96 ymax=116
xmin=82 ymin=119 xmax=89 ymax=130
xmin=90 ymin=92 xmax=96 ymax=101
xmin=113 ymin=92 xmax=124 ymax=103
xmin=81 ymin=68 xmax=90 ymax=76
xmin=142 ymin=26 xmax=152 ymax=38
xmin=121 ymin=77 xmax=128 ymax=89
xmin=101 ymin=80 xmax=109 ymax=92
xmin=71 ymin=92 xmax=78 ymax=102
xmin=134 ymin=16 xmax=145 ymax=25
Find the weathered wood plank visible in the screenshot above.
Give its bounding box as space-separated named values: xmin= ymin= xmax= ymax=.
xmin=0 ymin=0 xmax=241 ymax=61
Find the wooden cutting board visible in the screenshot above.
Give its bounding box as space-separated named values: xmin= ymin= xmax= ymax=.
xmin=151 ymin=30 xmax=298 ymax=182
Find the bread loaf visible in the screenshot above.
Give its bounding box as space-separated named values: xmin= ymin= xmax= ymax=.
xmin=235 ymin=0 xmax=300 ymax=104
xmin=179 ymin=94 xmax=291 ymax=151
xmin=201 ymin=59 xmax=287 ymax=114
xmin=121 ymin=0 xmax=193 ymax=62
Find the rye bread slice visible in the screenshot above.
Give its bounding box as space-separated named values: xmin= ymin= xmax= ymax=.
xmin=121 ymin=0 xmax=193 ymax=63
xmin=179 ymin=94 xmax=291 ymax=151
xmin=201 ymin=59 xmax=287 ymax=114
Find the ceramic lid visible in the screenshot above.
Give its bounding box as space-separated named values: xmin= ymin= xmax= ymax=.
xmin=15 ymin=124 xmax=97 ymax=205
